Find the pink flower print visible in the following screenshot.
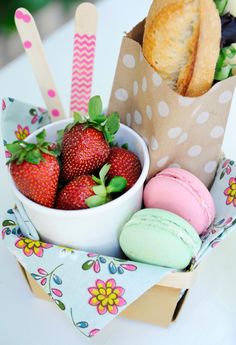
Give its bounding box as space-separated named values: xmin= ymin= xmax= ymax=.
xmin=2 ymin=99 xmax=6 ymax=110
xmin=5 ymin=150 xmax=11 ymax=158
xmin=38 ymin=107 xmax=46 ymax=113
xmin=224 ymin=177 xmax=236 ymax=206
xmin=223 ymin=160 xmax=230 ymax=168
xmin=223 ymin=160 xmax=232 ymax=174
xmin=88 ymin=279 xmax=126 ymax=315
xmin=89 ymin=329 xmax=100 ymax=337
xmin=15 ymin=125 xmax=30 ymax=140
xmin=15 ymin=238 xmax=53 ymax=257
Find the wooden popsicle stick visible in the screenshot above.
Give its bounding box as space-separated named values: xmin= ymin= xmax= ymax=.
xmin=15 ymin=8 xmax=66 ymax=122
xmin=70 ymin=3 xmax=98 ymax=117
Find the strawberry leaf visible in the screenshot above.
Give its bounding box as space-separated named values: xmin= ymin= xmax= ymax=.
xmin=105 ymin=112 xmax=120 ymax=135
xmin=88 ymin=96 xmax=103 ymax=120
xmin=6 ymin=142 xmax=23 ymax=154
xmin=6 ymin=129 xmax=57 ymax=165
xmin=85 ymin=195 xmax=107 ymax=208
xmin=93 ymin=185 xmax=107 ymax=197
xmin=25 ymin=149 xmax=42 ymax=164
xmin=99 ymin=164 xmax=110 ymax=185
xmin=74 ymin=112 xmax=86 ymax=124
xmin=40 ymin=147 xmax=58 ymax=157
xmin=92 ymin=175 xmax=102 ymax=184
xmin=121 ymin=143 xmax=128 ymax=150
xmin=56 ymin=129 xmax=64 ymax=149
xmin=106 ymin=176 xmax=127 ymax=193
xmin=36 ymin=129 xmax=46 ymax=145
xmin=91 ymin=114 xmax=106 ymax=124
xmin=103 ymin=129 xmax=113 ymax=144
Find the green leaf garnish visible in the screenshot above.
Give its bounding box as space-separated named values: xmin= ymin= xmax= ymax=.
xmin=56 ymin=129 xmax=65 ymax=149
xmin=214 ymin=0 xmax=228 ymax=15
xmin=106 ymin=176 xmax=127 ymax=193
xmin=88 ymin=95 xmax=103 ymax=120
xmin=85 ymin=195 xmax=107 ymax=208
xmin=121 ymin=143 xmax=128 ymax=150
xmin=105 ymin=112 xmax=120 ymax=135
xmin=99 ymin=163 xmax=110 ymax=185
xmin=36 ymin=129 xmax=46 ymax=145
xmin=92 ymin=185 xmax=107 ymax=197
xmin=6 ymin=129 xmax=58 ymax=165
xmin=85 ymin=164 xmax=127 ymax=208
xmin=92 ymin=175 xmax=102 ymax=184
xmin=65 ymin=95 xmax=121 ymax=145
xmin=215 ymin=44 xmax=236 ymax=81
xmin=74 ymin=112 xmax=86 ymax=124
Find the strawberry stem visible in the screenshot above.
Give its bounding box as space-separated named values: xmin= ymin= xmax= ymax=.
xmin=86 ymin=164 xmax=127 ymax=208
xmin=65 ymin=96 xmax=120 ymax=144
xmin=6 ymin=129 xmax=58 ymax=165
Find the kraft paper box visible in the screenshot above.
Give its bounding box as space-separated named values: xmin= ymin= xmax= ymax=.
xmin=108 ymin=20 xmax=236 ymax=187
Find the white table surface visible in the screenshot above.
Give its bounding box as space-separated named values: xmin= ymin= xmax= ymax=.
xmin=1 ymin=1 xmax=236 ymax=344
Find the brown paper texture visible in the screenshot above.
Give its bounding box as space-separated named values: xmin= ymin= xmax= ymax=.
xmin=108 ymin=21 xmax=236 ymax=187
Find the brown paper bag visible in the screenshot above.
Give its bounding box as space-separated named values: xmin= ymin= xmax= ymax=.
xmin=108 ymin=20 xmax=236 ymax=187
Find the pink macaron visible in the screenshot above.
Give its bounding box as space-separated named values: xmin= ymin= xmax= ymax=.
xmin=143 ymin=168 xmax=215 ymax=234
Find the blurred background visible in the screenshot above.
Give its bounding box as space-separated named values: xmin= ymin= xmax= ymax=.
xmin=0 ymin=0 xmax=97 ymax=68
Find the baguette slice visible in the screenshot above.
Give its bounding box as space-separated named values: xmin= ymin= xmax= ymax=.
xmin=143 ymin=0 xmax=221 ymax=97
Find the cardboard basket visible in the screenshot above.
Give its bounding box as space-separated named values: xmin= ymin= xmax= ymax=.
xmin=21 ymin=263 xmax=195 ymax=327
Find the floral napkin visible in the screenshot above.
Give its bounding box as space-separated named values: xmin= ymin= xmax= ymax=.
xmin=2 ymin=209 xmax=172 ymax=338
xmin=194 ymin=158 xmax=236 ymax=266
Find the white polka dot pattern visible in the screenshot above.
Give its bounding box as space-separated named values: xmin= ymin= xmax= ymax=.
xmin=210 ymin=126 xmax=224 ymax=138
xmin=196 ymin=111 xmax=209 ymax=124
xmin=178 ymin=96 xmax=195 ymax=107
xmin=146 ymin=105 xmax=152 ymax=120
xmin=204 ymin=161 xmax=217 ymax=174
xmin=123 ymin=54 xmax=135 ymax=68
xmin=177 ymin=132 xmax=188 ymax=145
xmin=108 ymin=37 xmax=236 ymax=187
xmin=169 ymin=163 xmax=181 ymax=168
xmin=151 ymin=137 xmax=158 ymax=151
xmin=157 ymin=156 xmax=169 ymax=168
xmin=133 ymin=81 xmax=138 ymax=96
xmin=126 ymin=113 xmax=131 ymax=127
xmin=115 ymin=88 xmax=128 ymax=101
xmin=168 ymin=127 xmax=182 ymax=139
xmin=219 ymin=90 xmax=232 ymax=104
xmin=134 ymin=110 xmax=142 ymax=125
xmin=158 ymin=101 xmax=169 ymax=117
xmin=188 ymin=145 xmax=202 ymax=157
xmin=142 ymin=77 xmax=147 ymax=92
xmin=152 ymin=72 xmax=162 ymax=86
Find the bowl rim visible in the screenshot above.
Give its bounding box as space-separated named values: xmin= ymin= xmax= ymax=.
xmin=10 ymin=121 xmax=150 ymax=216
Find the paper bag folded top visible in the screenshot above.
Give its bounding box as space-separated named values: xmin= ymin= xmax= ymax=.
xmin=108 ymin=20 xmax=236 ymax=187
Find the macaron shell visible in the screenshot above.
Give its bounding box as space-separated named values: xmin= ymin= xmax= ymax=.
xmin=120 ymin=209 xmax=202 ymax=270
xmin=143 ymin=168 xmax=215 ymax=234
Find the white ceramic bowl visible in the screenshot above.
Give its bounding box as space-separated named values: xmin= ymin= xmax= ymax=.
xmin=10 ymin=120 xmax=150 ymax=257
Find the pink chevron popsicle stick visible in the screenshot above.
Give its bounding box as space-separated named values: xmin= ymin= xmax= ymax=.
xmin=14 ymin=8 xmax=66 ymax=121
xmin=70 ymin=3 xmax=98 ymax=116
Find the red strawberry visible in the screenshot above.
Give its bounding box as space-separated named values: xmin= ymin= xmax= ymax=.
xmin=56 ymin=175 xmax=96 ymax=210
xmin=6 ymin=130 xmax=59 ymax=208
xmin=107 ymin=147 xmax=142 ymax=190
xmin=60 ymin=95 xmax=120 ymax=182
xmin=61 ymin=125 xmax=110 ymax=182
xmin=56 ymin=164 xmax=127 ymax=210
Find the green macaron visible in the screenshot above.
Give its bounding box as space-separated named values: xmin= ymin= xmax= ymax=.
xmin=119 ymin=208 xmax=202 ymax=269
